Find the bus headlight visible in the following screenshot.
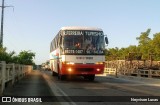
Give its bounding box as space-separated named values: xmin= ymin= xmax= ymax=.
xmin=96 ymin=68 xmax=100 ymax=71
xmin=68 ymin=68 xmax=72 ymax=72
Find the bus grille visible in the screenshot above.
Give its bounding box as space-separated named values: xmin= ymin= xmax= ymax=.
xmin=76 ymin=68 xmax=94 ymax=72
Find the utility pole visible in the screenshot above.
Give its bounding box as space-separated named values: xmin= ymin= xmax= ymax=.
xmin=0 ymin=0 xmax=4 ymax=46
xmin=0 ymin=0 xmax=13 ymax=47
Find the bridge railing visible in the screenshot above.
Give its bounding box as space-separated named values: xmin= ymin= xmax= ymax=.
xmin=0 ymin=61 xmax=32 ymax=95
xmin=104 ymin=68 xmax=160 ymax=78
xmin=104 ymin=60 xmax=160 ymax=78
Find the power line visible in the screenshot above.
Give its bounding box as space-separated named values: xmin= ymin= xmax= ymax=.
xmin=0 ymin=0 xmax=13 ymax=47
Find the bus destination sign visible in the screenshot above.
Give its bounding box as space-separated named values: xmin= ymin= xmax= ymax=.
xmin=63 ymin=31 xmax=103 ymax=36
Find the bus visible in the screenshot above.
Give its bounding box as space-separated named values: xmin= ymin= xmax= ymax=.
xmin=50 ymin=26 xmax=108 ymax=80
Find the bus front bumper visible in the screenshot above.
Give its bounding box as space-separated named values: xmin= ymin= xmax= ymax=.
xmin=60 ymin=64 xmax=105 ymax=75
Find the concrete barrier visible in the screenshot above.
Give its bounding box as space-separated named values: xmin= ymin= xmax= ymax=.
xmin=0 ymin=61 xmax=32 ymax=95
xmin=101 ymin=67 xmax=160 ymax=84
xmin=104 ymin=68 xmax=116 ymax=75
xmin=105 ymin=60 xmax=160 ymax=77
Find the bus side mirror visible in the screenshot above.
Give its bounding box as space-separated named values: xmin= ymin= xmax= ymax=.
xmin=105 ymin=36 xmax=109 ymax=44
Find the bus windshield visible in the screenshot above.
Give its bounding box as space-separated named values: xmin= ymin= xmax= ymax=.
xmin=63 ymin=34 xmax=105 ymax=55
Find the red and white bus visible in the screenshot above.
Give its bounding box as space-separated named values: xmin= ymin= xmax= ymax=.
xmin=50 ymin=26 xmax=108 ymax=80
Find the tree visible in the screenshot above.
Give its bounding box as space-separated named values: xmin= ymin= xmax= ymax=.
xmin=136 ymin=29 xmax=151 ymax=46
xmin=136 ymin=29 xmax=151 ymax=59
xmin=0 ymin=45 xmax=35 ymax=65
xmin=18 ymin=50 xmax=35 ymax=65
xmin=0 ymin=46 xmax=13 ymax=63
xmin=105 ymin=28 xmax=158 ymax=61
xmin=151 ymin=32 xmax=160 ymax=60
xmin=105 ymin=47 xmax=120 ymax=60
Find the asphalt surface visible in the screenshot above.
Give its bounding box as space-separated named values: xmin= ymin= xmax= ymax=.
xmin=3 ymin=70 xmax=53 ymax=96
xmin=43 ymin=70 xmax=160 ymax=105
xmin=1 ymin=70 xmax=160 ymax=105
xmin=1 ymin=70 xmax=60 ymax=105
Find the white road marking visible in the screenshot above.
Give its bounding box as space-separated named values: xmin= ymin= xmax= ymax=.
xmin=42 ymin=73 xmax=77 ymax=105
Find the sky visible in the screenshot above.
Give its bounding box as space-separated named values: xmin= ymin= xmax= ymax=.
xmin=1 ymin=0 xmax=160 ymax=64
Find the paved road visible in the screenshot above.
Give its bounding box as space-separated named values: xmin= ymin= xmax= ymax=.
xmin=1 ymin=70 xmax=160 ymax=105
xmin=3 ymin=70 xmax=53 ymax=96
xmin=2 ymin=70 xmax=60 ymax=105
xmin=42 ymin=70 xmax=160 ymax=105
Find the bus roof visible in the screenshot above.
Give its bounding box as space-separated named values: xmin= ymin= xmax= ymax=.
xmin=61 ymin=26 xmax=103 ymax=31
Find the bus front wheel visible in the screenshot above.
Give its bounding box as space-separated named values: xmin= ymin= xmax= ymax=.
xmin=84 ymin=75 xmax=95 ymax=81
xmin=57 ymin=70 xmax=66 ymax=80
xmin=88 ymin=75 xmax=95 ymax=81
xmin=52 ymin=71 xmax=57 ymax=76
xmin=58 ymin=74 xmax=66 ymax=80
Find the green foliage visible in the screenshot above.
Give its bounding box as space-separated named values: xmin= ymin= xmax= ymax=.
xmin=106 ymin=29 xmax=160 ymax=61
xmin=0 ymin=46 xmax=14 ymax=63
xmin=18 ymin=50 xmax=35 ymax=65
xmin=136 ymin=29 xmax=151 ymax=46
xmin=0 ymin=46 xmax=35 ymax=65
xmin=105 ymin=47 xmax=119 ymax=60
xmin=151 ymin=32 xmax=160 ymax=60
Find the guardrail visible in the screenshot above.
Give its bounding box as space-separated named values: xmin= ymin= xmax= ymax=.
xmin=131 ymin=69 xmax=160 ymax=78
xmin=0 ymin=61 xmax=32 ymax=95
xmin=104 ymin=68 xmax=117 ymax=75
xmin=104 ymin=60 xmax=160 ymax=78
xmin=104 ymin=67 xmax=160 ymax=78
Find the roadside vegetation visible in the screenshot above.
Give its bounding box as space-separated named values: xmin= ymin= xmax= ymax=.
xmin=0 ymin=45 xmax=35 ymax=65
xmin=106 ymin=29 xmax=160 ymax=61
